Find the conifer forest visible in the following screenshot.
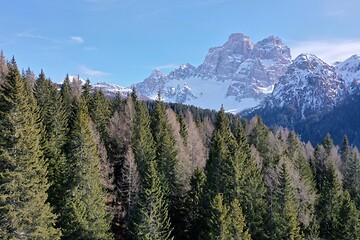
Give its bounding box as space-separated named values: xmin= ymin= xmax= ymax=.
xmin=2 ymin=54 xmax=360 ymax=240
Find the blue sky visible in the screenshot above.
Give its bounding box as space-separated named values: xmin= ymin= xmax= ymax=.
xmin=1 ymin=0 xmax=360 ymax=86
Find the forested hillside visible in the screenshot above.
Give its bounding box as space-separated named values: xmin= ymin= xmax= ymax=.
xmin=1 ymin=55 xmax=360 ymax=240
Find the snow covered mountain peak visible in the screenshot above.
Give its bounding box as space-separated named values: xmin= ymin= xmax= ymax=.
xmin=133 ymin=33 xmax=292 ymax=112
xmin=335 ymin=54 xmax=360 ymax=86
xmin=262 ymin=53 xmax=346 ymax=119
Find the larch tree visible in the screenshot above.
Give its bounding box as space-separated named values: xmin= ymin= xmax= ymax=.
xmin=0 ymin=58 xmax=61 ymax=239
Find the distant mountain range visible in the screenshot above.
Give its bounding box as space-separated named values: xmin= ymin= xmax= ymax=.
xmin=63 ymin=33 xmax=360 ymax=146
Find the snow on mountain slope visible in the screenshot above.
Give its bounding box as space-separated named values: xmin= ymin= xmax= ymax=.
xmin=335 ymin=54 xmax=360 ymax=87
xmin=254 ymin=54 xmax=347 ymax=119
xmin=133 ymin=33 xmax=291 ymax=112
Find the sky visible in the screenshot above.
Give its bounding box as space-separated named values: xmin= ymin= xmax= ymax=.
xmin=1 ymin=0 xmax=360 ymax=86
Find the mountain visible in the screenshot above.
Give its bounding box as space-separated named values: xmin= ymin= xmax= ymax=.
xmin=245 ymin=54 xmax=346 ymax=124
xmin=58 ymin=75 xmax=133 ymax=98
xmin=133 ymin=33 xmax=291 ymax=112
xmin=242 ymin=54 xmax=360 ymax=147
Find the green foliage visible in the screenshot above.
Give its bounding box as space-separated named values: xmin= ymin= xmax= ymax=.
xmin=271 ymin=164 xmax=303 ymax=240
xmin=317 ymin=162 xmax=342 ymax=240
xmin=61 ymin=99 xmax=112 ymax=239
xmin=0 ymin=59 xmax=61 ymax=239
xmin=133 ymin=161 xmax=173 ymax=240
xmin=207 ymin=194 xmax=251 ymax=240
xmin=34 ymin=71 xmax=69 ymax=214
xmin=88 ymin=89 xmax=112 ymax=139
xmin=338 ymin=191 xmax=360 ymax=239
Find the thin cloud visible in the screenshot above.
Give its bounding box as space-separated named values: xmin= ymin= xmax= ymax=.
xmin=291 ymin=40 xmax=360 ymax=64
xmin=155 ymin=64 xmax=179 ymax=70
xmin=16 ymin=30 xmax=49 ymax=40
xmin=79 ymin=65 xmax=109 ymax=77
xmin=71 ymin=36 xmax=84 ymax=44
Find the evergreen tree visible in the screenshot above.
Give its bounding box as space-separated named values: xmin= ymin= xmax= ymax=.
xmin=317 ymin=162 xmax=342 ymax=240
xmin=0 ymin=59 xmax=61 ymax=239
xmin=340 ymin=135 xmax=351 ymax=165
xmin=205 ymin=107 xmax=237 ymax=203
xmin=207 ymin=194 xmax=251 ymax=240
xmin=61 ymin=98 xmax=112 ymax=239
xmin=271 ymin=164 xmax=303 ymax=240
xmin=207 ymin=194 xmax=231 ymax=240
xmin=133 ymin=161 xmax=173 ymax=240
xmin=151 ymin=96 xmax=178 ymax=198
xmin=338 ymin=191 xmax=360 ymax=239
xmin=343 ymin=148 xmax=360 ymax=208
xmin=82 ymin=78 xmax=92 ymax=106
xmin=34 ymin=71 xmax=69 ymax=214
xmin=0 ymin=50 xmax=8 ymax=85
xmin=88 ymin=89 xmax=111 ymax=139
xmin=186 ymin=167 xmax=206 ymax=239
xmin=60 ymin=74 xmax=73 ymax=117
xmin=234 ymin=118 xmax=267 ymax=239
xmin=178 ymin=112 xmax=188 ymax=146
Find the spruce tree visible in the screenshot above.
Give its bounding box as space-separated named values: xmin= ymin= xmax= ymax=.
xmin=207 ymin=194 xmax=231 ymax=240
xmin=0 ymin=59 xmax=61 ymax=239
xmin=271 ymin=164 xmax=303 ymax=240
xmin=228 ymin=199 xmax=252 ymax=240
xmin=317 ymin=162 xmax=342 ymax=240
xmin=338 ymin=191 xmax=360 ymax=239
xmin=151 ymin=96 xmax=178 ymax=198
xmin=234 ymin=118 xmax=267 ymax=239
xmin=133 ymin=161 xmax=173 ymax=240
xmin=343 ymin=148 xmax=360 ymax=208
xmin=61 ymin=98 xmax=112 ymax=239
xmin=60 ymin=74 xmax=73 ymax=118
xmin=34 ymin=71 xmax=69 ymax=214
xmin=88 ymin=89 xmax=112 ymax=139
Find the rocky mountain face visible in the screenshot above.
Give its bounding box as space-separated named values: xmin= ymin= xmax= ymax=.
xmin=255 ymin=54 xmax=347 ymax=120
xmin=133 ymin=33 xmax=292 ymax=112
xmin=243 ymin=54 xmax=360 ymax=147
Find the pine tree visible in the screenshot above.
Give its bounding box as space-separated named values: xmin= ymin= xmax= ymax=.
xmin=132 ymin=99 xmax=156 ymax=180
xmin=178 ymin=112 xmax=188 ymax=146
xmin=34 ymin=71 xmax=69 ymax=214
xmin=186 ymin=167 xmax=206 ymax=239
xmin=207 ymin=194 xmax=231 ymax=240
xmin=133 ymin=161 xmax=173 ymax=240
xmin=0 ymin=50 xmax=8 ymax=85
xmin=61 ymin=98 xmax=112 ymax=239
xmin=88 ymin=89 xmax=112 ymax=139
xmin=205 ymin=107 xmax=238 ymax=203
xmin=228 ymin=199 xmax=252 ymax=240
xmin=343 ymin=148 xmax=360 ymax=208
xmin=338 ymin=191 xmax=360 ymax=239
xmin=340 ymin=135 xmax=351 ymax=165
xmin=234 ymin=118 xmax=267 ymax=239
xmin=317 ymin=162 xmax=342 ymax=240
xmin=0 ymin=58 xmax=61 ymax=239
xmin=60 ymin=74 xmax=73 ymax=118
xmin=271 ymin=163 xmax=303 ymax=240
xmin=151 ymin=96 xmax=178 ymax=198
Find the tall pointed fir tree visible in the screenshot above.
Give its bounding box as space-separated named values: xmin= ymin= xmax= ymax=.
xmin=151 ymin=93 xmax=178 ymax=198
xmin=207 ymin=194 xmax=251 ymax=240
xmin=317 ymin=162 xmax=343 ymax=240
xmin=0 ymin=58 xmax=61 ymax=239
xmin=34 ymin=71 xmax=69 ymax=215
xmin=338 ymin=190 xmax=360 ymax=239
xmin=60 ymin=74 xmax=73 ymax=119
xmin=205 ymin=106 xmax=238 ymax=203
xmin=233 ymin=118 xmax=267 ymax=239
xmin=134 ymin=161 xmax=173 ymax=240
xmin=343 ymin=148 xmax=360 ymax=208
xmin=61 ymin=98 xmax=112 ymax=239
xmin=88 ymin=89 xmax=112 ymax=139
xmin=271 ymin=163 xmax=303 ymax=240
xmin=132 ymin=93 xmax=173 ymax=239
